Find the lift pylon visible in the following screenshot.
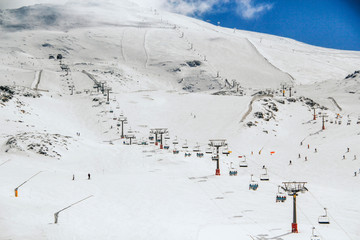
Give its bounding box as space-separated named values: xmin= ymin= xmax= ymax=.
xmin=281 ymin=181 xmax=308 ymax=233
xmin=208 ymin=139 xmax=227 ymax=176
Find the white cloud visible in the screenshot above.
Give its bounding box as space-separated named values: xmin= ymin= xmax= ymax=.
xmin=0 ymin=0 xmax=273 ymax=20
xmin=235 ymin=0 xmax=273 ymax=19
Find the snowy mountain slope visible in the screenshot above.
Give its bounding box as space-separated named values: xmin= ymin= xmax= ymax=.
xmin=0 ymin=1 xmax=360 ymax=240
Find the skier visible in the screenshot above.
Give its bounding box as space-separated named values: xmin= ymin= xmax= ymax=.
xmin=88 ymin=173 xmax=91 ymax=180
xmin=289 ymin=160 xmax=292 ymax=165
xmin=305 ymin=156 xmax=308 ymax=161
xmin=72 ymin=174 xmax=75 ymax=181
xmin=343 ymin=155 xmax=345 ymax=160
xmin=298 ymin=153 xmax=301 ymax=158
xmin=315 ymin=148 xmax=317 ymax=153
xmin=262 ymin=165 xmax=266 ymax=169
xmin=347 ymin=147 xmax=350 ymax=152
xmin=354 ymin=155 xmax=357 ymax=160
xmin=307 ymin=144 xmax=310 ymax=149
xmin=354 ymin=172 xmax=357 ymax=177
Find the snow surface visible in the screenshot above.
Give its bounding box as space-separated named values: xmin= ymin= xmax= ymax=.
xmin=0 ymin=1 xmax=359 ymax=240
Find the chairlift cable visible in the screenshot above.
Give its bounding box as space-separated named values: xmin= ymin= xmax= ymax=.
xmin=308 ymin=191 xmax=353 ymax=240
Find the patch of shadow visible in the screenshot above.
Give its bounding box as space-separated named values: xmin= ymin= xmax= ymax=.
xmin=214 ymin=197 xmax=224 ymax=200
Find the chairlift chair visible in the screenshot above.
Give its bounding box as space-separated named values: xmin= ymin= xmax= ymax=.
xmin=310 ymin=227 xmax=321 ymax=240
xmin=239 ymin=158 xmax=248 ymax=167
xmin=182 ymin=140 xmax=188 ymax=149
xmin=229 ymin=162 xmax=238 ymax=176
xmin=249 ymin=174 xmax=258 ymax=190
xmin=205 ymin=147 xmax=213 ymax=154
xmin=318 ymin=208 xmax=330 ymax=224
xmin=276 ymin=186 xmax=287 ymax=202
xmin=172 ymin=136 xmax=179 ymax=145
xmin=211 ymin=155 xmax=218 ymax=161
xmin=193 ymin=143 xmax=200 ymax=152
xmin=173 ymin=148 xmax=179 ymax=154
xmin=222 ymin=146 xmax=230 ymax=155
xmin=164 ymin=133 xmax=170 ymax=140
xmin=260 ymin=168 xmax=270 ymax=181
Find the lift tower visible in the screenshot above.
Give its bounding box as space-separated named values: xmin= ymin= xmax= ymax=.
xmin=150 ymin=128 xmax=168 ymax=149
xmin=209 ymin=139 xmax=227 ymax=176
xmin=118 ymin=115 xmax=128 ymax=139
xmin=281 ymin=182 xmax=308 ymax=233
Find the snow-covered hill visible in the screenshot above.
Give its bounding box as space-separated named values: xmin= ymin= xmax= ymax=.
xmin=0 ymin=1 xmax=359 ymax=240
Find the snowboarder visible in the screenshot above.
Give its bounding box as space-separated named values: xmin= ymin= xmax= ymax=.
xmin=88 ymin=173 xmax=91 ymax=180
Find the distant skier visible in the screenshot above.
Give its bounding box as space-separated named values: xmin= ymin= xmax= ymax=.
xmin=88 ymin=173 xmax=91 ymax=180
xmin=262 ymin=165 xmax=266 ymax=169
xmin=300 ymin=142 xmax=303 ymax=146
xmin=307 ymin=144 xmax=310 ymax=149
xmin=72 ymin=174 xmax=75 ymax=181
xmin=354 ymin=155 xmax=357 ymax=160
xmin=305 ymin=156 xmax=308 ymax=161
xmin=315 ymin=148 xmax=317 ymax=153
xmin=347 ymin=147 xmax=350 ymax=152
xmin=298 ymin=154 xmax=301 ymax=158
xmin=289 ymin=160 xmax=292 ymax=165
xmin=354 ymin=172 xmax=357 ymax=177
xmin=343 ymin=155 xmax=345 ymax=160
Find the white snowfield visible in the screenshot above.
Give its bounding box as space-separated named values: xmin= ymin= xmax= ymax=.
xmin=0 ymin=1 xmax=359 ymax=240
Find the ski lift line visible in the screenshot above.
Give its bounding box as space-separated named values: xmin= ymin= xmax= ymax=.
xmin=308 ymin=192 xmax=353 ymax=240
xmin=297 ymin=204 xmax=327 ymax=240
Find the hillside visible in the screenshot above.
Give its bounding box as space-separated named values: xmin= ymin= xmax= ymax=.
xmin=0 ymin=1 xmax=359 ymax=240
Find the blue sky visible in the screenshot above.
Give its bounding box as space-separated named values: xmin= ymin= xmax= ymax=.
xmin=196 ymin=0 xmax=360 ymax=51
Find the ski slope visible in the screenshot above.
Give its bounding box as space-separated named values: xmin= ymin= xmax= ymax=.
xmin=0 ymin=1 xmax=359 ymax=240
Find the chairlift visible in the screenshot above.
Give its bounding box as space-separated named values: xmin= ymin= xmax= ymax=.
xmin=222 ymin=146 xmax=230 ymax=155
xmin=205 ymin=147 xmax=213 ymax=154
xmin=164 ymin=141 xmax=170 ymax=149
xmin=211 ymin=155 xmax=218 ymax=161
xmin=182 ymin=140 xmax=188 ymax=149
xmin=318 ymin=208 xmax=330 ymax=224
xmin=165 ymin=133 xmax=170 ymax=140
xmin=193 ymin=143 xmax=200 ymax=152
xmin=310 ymin=227 xmax=321 ymax=240
xmin=196 ymin=152 xmax=204 ymax=158
xmin=109 ymin=109 xmax=113 ymax=113
xmin=276 ymin=186 xmax=287 ymax=202
xmin=260 ymin=167 xmax=269 ymax=181
xmin=249 ymin=174 xmax=258 ymax=190
xmin=173 ymin=149 xmax=179 ymax=154
xmin=239 ymin=156 xmax=248 ymax=167
xmin=173 ymin=136 xmax=179 ymax=145
xmin=185 ymin=152 xmax=191 ymax=157
xmin=229 ymin=162 xmax=238 ymax=176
